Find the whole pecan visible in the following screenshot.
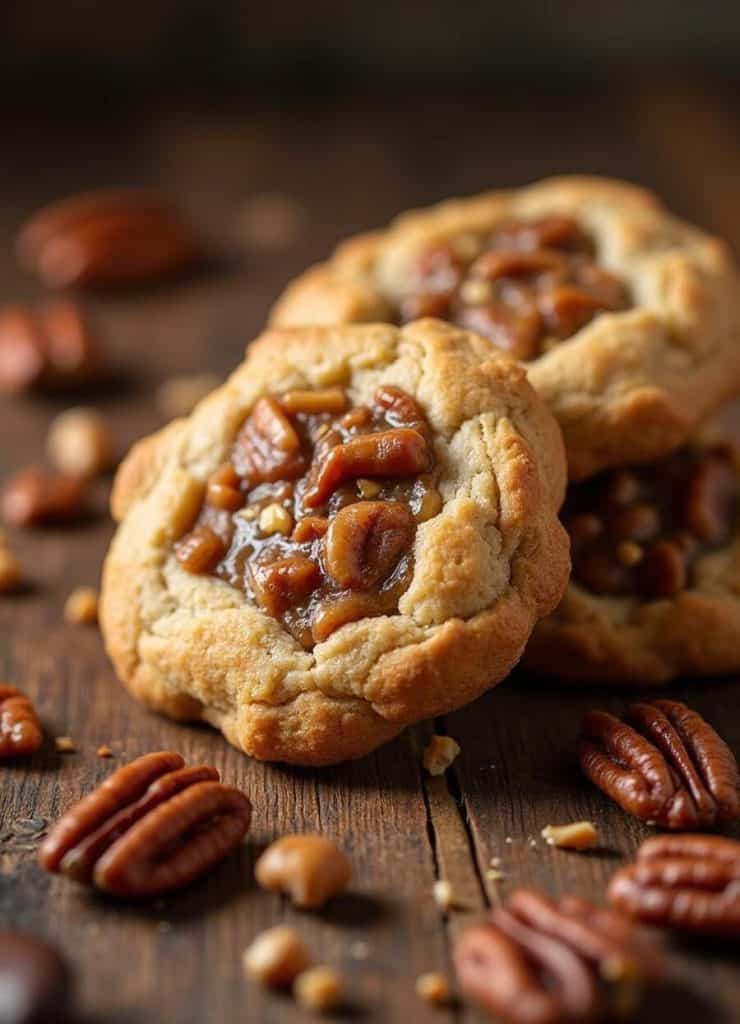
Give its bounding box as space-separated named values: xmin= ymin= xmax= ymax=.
xmin=38 ymin=751 xmax=251 ymax=898
xmin=454 ymin=888 xmax=662 ymax=1024
xmin=579 ymin=700 xmax=740 ymax=829
xmin=0 ymin=685 xmax=43 ymax=758
xmin=17 ymin=189 xmax=200 ymax=290
xmin=608 ymin=834 xmax=740 ymax=938
xmin=0 ymin=300 xmax=101 ymax=395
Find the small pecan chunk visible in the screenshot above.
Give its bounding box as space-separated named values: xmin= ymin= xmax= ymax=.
xmin=324 ymin=501 xmax=414 ymax=589
xmin=579 ymin=700 xmax=740 ymax=829
xmin=251 ymin=556 xmax=321 ymax=617
xmin=454 ymin=888 xmax=662 ymax=1024
xmin=1 ymin=466 xmax=89 ymax=528
xmin=233 ymin=397 xmax=307 ymax=485
xmin=0 ymin=685 xmax=43 ymax=758
xmin=0 ymin=301 xmax=101 ymax=395
xmin=38 ymin=751 xmax=251 ymax=898
xmin=609 ymin=835 xmax=740 ymax=938
xmin=175 ymin=525 xmax=226 ymax=574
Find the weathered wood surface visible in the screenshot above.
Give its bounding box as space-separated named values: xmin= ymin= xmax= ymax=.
xmin=1 ymin=78 xmax=740 ymax=1023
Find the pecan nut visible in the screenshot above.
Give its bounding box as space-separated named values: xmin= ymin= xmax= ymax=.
xmin=38 ymin=751 xmax=251 ymax=898
xmin=608 ymin=834 xmax=740 ymax=938
xmin=0 ymin=685 xmax=43 ymax=758
xmin=324 ymin=500 xmax=415 ymax=589
xmin=0 ymin=301 xmax=101 ymax=395
xmin=1 ymin=466 xmax=89 ymax=528
xmin=17 ymin=189 xmax=200 ymax=290
xmin=454 ymin=888 xmax=662 ymax=1024
xmin=579 ymin=700 xmax=740 ymax=829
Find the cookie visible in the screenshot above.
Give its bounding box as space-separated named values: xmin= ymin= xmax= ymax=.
xmin=100 ymin=320 xmax=569 ymax=765
xmin=271 ymin=177 xmax=740 ymax=480
xmin=524 ymin=414 xmax=740 ymax=684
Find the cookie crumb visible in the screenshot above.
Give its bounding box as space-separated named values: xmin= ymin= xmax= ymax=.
xmin=293 ymin=965 xmax=344 ymax=1013
xmin=55 ymin=736 xmax=75 ymax=753
xmin=47 ymin=407 xmax=115 ymax=478
xmin=243 ymin=926 xmax=311 ymax=988
xmin=416 ymin=972 xmax=451 ymax=1006
xmin=485 ymin=869 xmax=505 ymax=882
xmin=97 ymin=745 xmax=113 ymax=758
xmin=156 ymin=373 xmax=221 ymax=420
xmin=64 ymin=586 xmax=99 ymax=625
xmin=541 ymin=821 xmax=599 ymax=850
xmin=423 ymin=735 xmax=460 ymax=775
xmin=433 ymin=879 xmax=455 ymax=911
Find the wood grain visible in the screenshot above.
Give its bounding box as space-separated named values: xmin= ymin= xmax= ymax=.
xmin=1 ymin=78 xmax=740 ymax=1023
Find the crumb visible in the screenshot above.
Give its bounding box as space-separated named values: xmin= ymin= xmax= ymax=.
xmin=505 ymin=837 xmax=513 ymax=844
xmin=55 ymin=736 xmax=75 ymax=753
xmin=541 ymin=821 xmax=599 ymax=851
xmin=423 ymin=735 xmax=461 ymax=775
xmin=243 ymin=926 xmax=311 ymax=988
xmin=64 ymin=586 xmax=99 ymax=625
xmin=156 ymin=373 xmax=221 ymax=420
xmin=529 ymin=839 xmax=538 ymax=849
xmin=47 ymin=407 xmax=115 ymax=478
xmin=485 ymin=869 xmax=505 ymax=882
xmin=97 ymin=745 xmax=113 ymax=758
xmin=433 ymin=879 xmax=455 ymax=911
xmin=237 ymin=193 xmax=307 ymax=249
xmin=293 ymin=965 xmax=344 ymax=1013
xmin=416 ymin=972 xmax=451 ymax=1006
xmin=490 ymin=856 xmax=501 ymax=868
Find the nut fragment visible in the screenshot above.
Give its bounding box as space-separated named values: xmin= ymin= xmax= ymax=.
xmin=38 ymin=751 xmax=251 ymax=898
xmin=294 ymin=966 xmax=344 ymax=1013
xmin=608 ymin=834 xmax=740 ymax=938
xmin=454 ymin=888 xmax=663 ymax=1024
xmin=0 ymin=685 xmax=43 ymax=758
xmin=0 ymin=534 xmax=22 ymax=593
xmin=242 ymin=926 xmax=311 ymax=987
xmin=47 ymin=408 xmax=115 ymax=478
xmin=433 ymin=879 xmax=456 ymax=911
xmin=17 ymin=189 xmax=200 ymax=290
xmin=255 ymin=834 xmax=352 ymax=909
xmin=579 ymin=700 xmax=740 ymax=829
xmin=541 ymin=822 xmax=599 ymax=851
xmin=416 ymin=972 xmax=451 ymax=1006
xmin=55 ymin=736 xmax=76 ymax=753
xmin=0 ymin=300 xmax=101 ymax=394
xmin=2 ymin=466 xmax=88 ymax=528
xmin=156 ymin=373 xmax=221 ymax=419
xmin=259 ymin=503 xmax=293 ymax=536
xmin=64 ymin=586 xmax=99 ymax=625
xmin=423 ymin=735 xmax=461 ymax=776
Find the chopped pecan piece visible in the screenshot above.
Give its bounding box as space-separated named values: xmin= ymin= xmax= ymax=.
xmin=279 ymin=387 xmax=348 ymax=415
xmin=633 ymin=540 xmax=687 ymax=598
xmin=454 ymin=888 xmax=662 ymax=1024
xmin=175 ymin=525 xmax=226 ymax=574
xmin=609 ymin=834 xmax=740 ymax=938
xmin=0 ymin=685 xmax=43 ymax=758
xmin=579 ymin=700 xmax=740 ymax=829
xmin=457 ymin=303 xmax=543 ymax=360
xmin=324 ymin=501 xmax=414 ymax=589
xmin=233 ymin=397 xmax=307 ymax=485
xmin=1 ymin=466 xmax=89 ymax=527
xmin=38 ymin=751 xmax=251 ymax=898
xmin=684 ymin=451 xmax=736 ymax=543
xmin=0 ymin=301 xmax=101 ymax=395
xmin=251 ymin=556 xmax=321 ymax=617
xmin=304 ymin=428 xmax=431 ymax=507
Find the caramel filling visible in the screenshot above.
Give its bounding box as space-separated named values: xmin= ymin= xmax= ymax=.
xmin=175 ymin=386 xmax=439 ymax=648
xmin=565 ymin=447 xmax=738 ymax=599
xmin=399 ymin=215 xmax=629 ymax=360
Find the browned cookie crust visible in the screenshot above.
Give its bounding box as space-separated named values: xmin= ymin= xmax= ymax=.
xmin=524 ymin=415 xmax=740 ymax=684
xmin=101 ymin=320 xmax=569 ymax=764
xmin=271 ymin=177 xmax=740 ymax=480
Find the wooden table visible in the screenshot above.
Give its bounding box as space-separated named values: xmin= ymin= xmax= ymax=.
xmin=1 ymin=77 xmax=740 ymax=1023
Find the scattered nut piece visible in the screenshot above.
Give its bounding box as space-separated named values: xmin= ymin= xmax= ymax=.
xmin=357 ymin=477 xmax=382 ymax=499
xmin=433 ymin=879 xmax=455 ymax=911
xmin=96 ymin=745 xmax=113 ymax=758
xmin=63 ymin=587 xmax=99 ymax=625
xmin=486 ymin=869 xmax=506 ymax=882
xmin=0 ymin=300 xmax=101 ymax=395
xmin=156 ymin=373 xmax=221 ymax=420
xmin=258 ymin=503 xmax=293 ymax=536
xmin=2 ymin=466 xmax=88 ymax=528
xmin=255 ymin=834 xmax=352 ymax=909
xmin=47 ymin=408 xmax=115 ymax=478
xmin=55 ymin=736 xmax=75 ymax=753
xmin=294 ymin=966 xmax=344 ymax=1013
xmin=0 ymin=537 xmax=22 ymax=593
xmin=243 ymin=926 xmax=311 ymax=988
xmin=423 ymin=735 xmax=461 ymax=776
xmin=542 ymin=821 xmax=599 ymax=851
xmin=416 ymin=972 xmax=451 ymax=1006
xmin=237 ymin=193 xmax=307 ymax=249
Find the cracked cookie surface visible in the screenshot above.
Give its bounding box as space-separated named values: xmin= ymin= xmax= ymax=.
xmin=101 ymin=320 xmax=568 ymax=764
xmin=271 ymin=176 xmax=740 ymax=480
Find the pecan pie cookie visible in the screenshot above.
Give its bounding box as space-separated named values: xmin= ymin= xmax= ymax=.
xmin=271 ymin=177 xmax=740 ymax=480
xmin=524 ymin=418 xmax=740 ymax=684
xmin=100 ymin=320 xmax=568 ymax=764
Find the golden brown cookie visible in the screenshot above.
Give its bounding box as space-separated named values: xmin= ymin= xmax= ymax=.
xmin=100 ymin=320 xmax=568 ymax=764
xmin=524 ymin=413 xmax=740 ymax=684
xmin=271 ymin=177 xmax=740 ymax=480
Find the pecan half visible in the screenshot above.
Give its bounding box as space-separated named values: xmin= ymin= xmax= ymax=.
xmin=0 ymin=685 xmax=43 ymax=758
xmin=454 ymin=888 xmax=662 ymax=1024
xmin=38 ymin=751 xmax=251 ymax=898
xmin=17 ymin=190 xmax=200 ymax=290
xmin=324 ymin=500 xmax=415 ymax=589
xmin=579 ymin=700 xmax=740 ymax=829
xmin=0 ymin=301 xmax=101 ymax=395
xmin=608 ymin=834 xmax=740 ymax=938
xmin=1 ymin=466 xmax=89 ymax=528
